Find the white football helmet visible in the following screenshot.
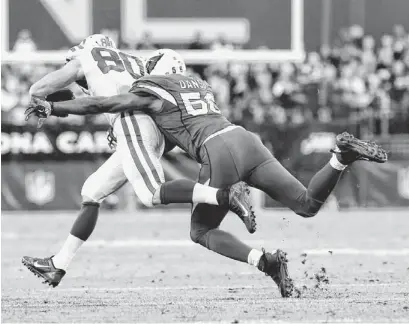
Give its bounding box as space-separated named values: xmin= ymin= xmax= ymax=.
xmin=80 ymin=34 xmax=117 ymax=49
xmin=66 ymin=34 xmax=117 ymax=61
xmin=146 ymin=49 xmax=186 ymax=76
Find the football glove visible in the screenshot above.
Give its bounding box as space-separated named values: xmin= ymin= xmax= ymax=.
xmin=25 ymin=92 xmax=72 ymax=128
xmin=25 ymin=97 xmax=53 ymax=128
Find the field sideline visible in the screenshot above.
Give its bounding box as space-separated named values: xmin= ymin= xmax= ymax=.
xmin=2 ymin=209 xmax=409 ymax=323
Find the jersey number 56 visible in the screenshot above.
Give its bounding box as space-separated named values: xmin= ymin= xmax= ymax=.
xmin=181 ymin=92 xmax=221 ymax=116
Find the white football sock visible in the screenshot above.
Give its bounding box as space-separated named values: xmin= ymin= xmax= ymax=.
xmin=52 ymin=234 xmax=84 ymax=271
xmin=247 ymin=249 xmax=263 ymax=267
xmin=329 ymin=153 xmax=347 ymax=171
xmin=192 ymin=184 xmax=219 ymax=205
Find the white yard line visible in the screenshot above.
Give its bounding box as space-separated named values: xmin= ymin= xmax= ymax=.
xmin=5 ymin=232 xmax=409 ymax=255
xmin=85 ymin=240 xmax=409 ymax=256
xmin=196 ymin=322 xmax=406 ymax=324
xmin=36 ymin=282 xmax=406 ymax=293
xmin=179 ymin=322 xmax=404 ymax=324
xmin=305 ymin=248 xmax=409 ymax=256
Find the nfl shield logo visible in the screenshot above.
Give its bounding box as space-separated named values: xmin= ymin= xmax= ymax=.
xmin=25 ymin=170 xmax=55 ymax=205
xmin=397 ymin=167 xmax=409 ymax=200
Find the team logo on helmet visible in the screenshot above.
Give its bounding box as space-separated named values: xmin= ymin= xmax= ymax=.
xmin=146 ymin=49 xmax=186 ymax=76
xmin=146 ymin=53 xmax=164 ymax=74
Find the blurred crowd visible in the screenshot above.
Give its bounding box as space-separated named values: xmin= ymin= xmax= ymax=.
xmin=2 ymin=25 xmax=409 ymax=137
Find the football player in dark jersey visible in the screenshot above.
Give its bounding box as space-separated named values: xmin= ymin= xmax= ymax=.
xmin=21 ymin=46 xmax=255 ymax=290
xmin=26 ymin=49 xmax=387 ymax=297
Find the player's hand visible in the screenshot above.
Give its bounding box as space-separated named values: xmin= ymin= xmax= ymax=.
xmin=107 ymin=126 xmax=117 ymax=150
xmin=25 ymin=97 xmax=53 ymax=129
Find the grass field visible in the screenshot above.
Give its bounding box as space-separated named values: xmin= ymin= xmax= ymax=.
xmin=2 ymin=209 xmax=409 ymax=323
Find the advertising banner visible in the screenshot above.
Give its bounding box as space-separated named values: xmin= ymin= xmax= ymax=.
xmin=1 ymin=161 xmax=108 ymax=210
xmin=263 ymin=121 xmax=355 ymax=208
xmin=262 ymin=124 xmax=409 ymax=209
xmin=2 ymin=123 xmax=407 ymax=210
xmin=1 ymin=124 xmax=112 ymax=162
xmin=1 ymin=123 xmax=199 ymax=210
xmin=335 ymin=161 xmax=409 ymax=208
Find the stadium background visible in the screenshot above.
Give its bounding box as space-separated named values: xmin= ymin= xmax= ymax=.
xmin=2 ymin=0 xmax=409 ymax=210
xmin=2 ymin=1 xmax=409 ymax=323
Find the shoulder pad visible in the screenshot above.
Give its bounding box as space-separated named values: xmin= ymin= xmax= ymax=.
xmin=65 ymin=45 xmax=85 ymax=62
xmin=130 ymin=75 xmax=173 ymax=92
xmin=135 ymin=75 xmax=171 ymax=85
xmin=130 ymin=76 xmax=177 ymax=105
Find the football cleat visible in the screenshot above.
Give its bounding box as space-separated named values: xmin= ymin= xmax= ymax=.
xmin=228 ymin=182 xmax=256 ymax=234
xmin=330 ymin=132 xmax=388 ymax=164
xmin=258 ymin=249 xmax=293 ymax=298
xmin=22 ymin=256 xmax=65 ymax=288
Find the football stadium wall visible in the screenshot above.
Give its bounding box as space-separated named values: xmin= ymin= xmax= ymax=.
xmin=2 ymin=123 xmax=409 ymax=211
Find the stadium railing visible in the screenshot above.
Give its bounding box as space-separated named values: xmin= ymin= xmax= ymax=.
xmin=2 ymin=49 xmax=305 ymax=64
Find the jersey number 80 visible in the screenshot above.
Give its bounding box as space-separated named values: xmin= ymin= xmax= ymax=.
xmin=91 ymin=47 xmax=145 ymax=80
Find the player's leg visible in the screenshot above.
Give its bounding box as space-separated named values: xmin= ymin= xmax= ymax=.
xmin=191 ymin=205 xmax=292 ymax=297
xmin=117 ymin=112 xmax=206 ymax=207
xmin=117 ymin=112 xmax=252 ymax=226
xmin=191 ymin=205 xmax=252 ymax=261
xmin=247 ymin=132 xmax=387 ymax=217
xmin=190 ymin=145 xmax=292 ymax=297
xmin=53 ymin=151 xmax=127 ymax=267
xmin=154 ymin=179 xmax=222 ymax=206
xmin=115 ymin=112 xmax=166 ymax=206
xmin=248 ymin=158 xmax=340 ymax=217
xmin=190 ymin=158 xmax=252 ymax=262
xmin=154 ymin=179 xmax=254 ymax=231
xmin=22 ymin=151 xmax=127 ymax=286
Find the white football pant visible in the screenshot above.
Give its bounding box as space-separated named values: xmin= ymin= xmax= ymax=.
xmin=81 ymin=112 xmax=165 ymax=207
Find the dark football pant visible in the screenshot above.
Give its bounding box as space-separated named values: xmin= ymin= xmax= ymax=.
xmin=191 ymin=127 xmax=342 ymax=261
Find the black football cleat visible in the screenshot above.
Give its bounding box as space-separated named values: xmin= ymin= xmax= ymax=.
xmin=228 ymin=182 xmax=256 ymax=234
xmin=22 ymin=256 xmax=65 ymax=287
xmin=258 ymin=249 xmax=293 ymax=298
xmin=330 ymin=132 xmax=388 ymax=164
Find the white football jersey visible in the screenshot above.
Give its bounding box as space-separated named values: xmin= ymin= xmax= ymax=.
xmin=67 ymin=45 xmax=146 ymax=125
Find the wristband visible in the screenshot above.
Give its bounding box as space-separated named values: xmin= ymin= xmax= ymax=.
xmin=329 ymin=154 xmax=347 ymax=171
xmin=50 ymin=101 xmax=68 ymax=118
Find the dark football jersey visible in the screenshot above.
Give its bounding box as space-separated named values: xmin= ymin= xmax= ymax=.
xmin=130 ymin=74 xmax=232 ymax=161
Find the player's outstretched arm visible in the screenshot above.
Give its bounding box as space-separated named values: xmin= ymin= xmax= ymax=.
xmin=25 ymin=93 xmax=161 ymax=127
xmin=29 ymin=59 xmax=83 ymax=97
xmin=51 ymin=93 xmax=159 ymax=116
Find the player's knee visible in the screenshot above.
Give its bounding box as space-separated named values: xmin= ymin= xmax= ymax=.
xmin=190 ymin=228 xmax=201 ymax=243
xmin=295 ymin=209 xmax=318 ymax=218
xmin=294 ymin=193 xmax=321 ymax=218
xmin=190 ymin=227 xmax=208 ymax=244
xmin=81 ymin=178 xmax=101 ymax=204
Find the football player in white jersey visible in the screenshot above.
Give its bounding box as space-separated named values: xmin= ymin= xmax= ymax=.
xmin=24 ymin=34 xmax=170 ymax=286
xmin=23 ymin=38 xmax=253 ymax=287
